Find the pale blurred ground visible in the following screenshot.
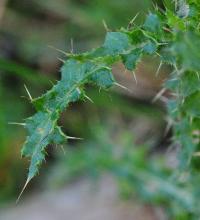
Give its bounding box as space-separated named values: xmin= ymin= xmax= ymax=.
xmin=0 ymin=176 xmax=165 ymax=220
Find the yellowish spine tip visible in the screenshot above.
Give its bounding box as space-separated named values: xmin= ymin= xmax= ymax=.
xmin=16 ymin=177 xmax=31 ymax=204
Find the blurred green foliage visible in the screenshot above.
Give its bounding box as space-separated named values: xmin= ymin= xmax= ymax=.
xmin=47 ymin=126 xmax=200 ymax=219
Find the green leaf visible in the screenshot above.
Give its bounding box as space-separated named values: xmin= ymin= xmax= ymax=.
xmin=127 ymin=28 xmax=146 ymax=45
xmin=143 ymin=13 xmax=161 ymax=33
xmin=161 ymin=49 xmax=176 ymax=65
xmin=143 ymin=41 xmax=157 ymax=54
xmin=103 ymin=32 xmax=131 ymax=55
xmin=180 ymin=72 xmax=200 ymax=97
xmin=50 ymin=126 xmax=68 ymax=145
xmin=183 ymin=92 xmax=200 ymax=117
xmin=175 ymin=119 xmax=196 ymax=168
xmin=121 ymin=48 xmax=142 ymax=71
xmin=21 ymin=57 xmax=118 ymax=182
xmin=90 ymin=67 xmax=115 ymax=89
xmin=173 ymin=31 xmax=200 ymax=71
xmin=22 ymin=112 xmax=58 ymax=180
xmin=166 ymin=10 xmax=186 ymax=30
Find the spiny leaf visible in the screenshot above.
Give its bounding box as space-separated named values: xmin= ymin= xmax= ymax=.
xmin=21 ymin=30 xmax=145 ymax=183
xmin=121 ymin=48 xmax=142 ymax=71
xmin=180 ymin=71 xmax=200 ymax=97
xmin=90 ymin=67 xmax=115 ymax=89
xmin=143 ymin=41 xmax=157 ymax=54
xmin=19 ymin=3 xmax=200 ymax=213
xmin=183 ymin=92 xmax=200 ymax=117
xmin=173 ymin=31 xmax=200 ymax=71
xmin=103 ymin=32 xmax=132 ymax=55
xmin=143 ymin=13 xmax=161 ymax=33
xmin=50 ymin=126 xmax=68 ymax=145
xmin=166 ymin=10 xmax=186 ymax=30
xmin=160 ymin=49 xmax=176 ymax=65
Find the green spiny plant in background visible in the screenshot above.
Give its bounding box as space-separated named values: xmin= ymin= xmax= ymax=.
xmin=18 ymin=0 xmax=200 ymax=217
xmin=50 ymin=126 xmax=200 ymax=219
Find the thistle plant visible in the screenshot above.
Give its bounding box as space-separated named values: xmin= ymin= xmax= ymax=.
xmin=18 ymin=0 xmax=200 ymax=211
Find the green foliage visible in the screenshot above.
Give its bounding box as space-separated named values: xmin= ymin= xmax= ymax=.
xmin=173 ymin=31 xmax=200 ymax=71
xmin=19 ymin=0 xmax=200 ymax=218
xmin=48 ymin=127 xmax=200 ymax=219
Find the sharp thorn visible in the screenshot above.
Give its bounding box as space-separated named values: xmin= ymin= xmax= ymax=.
xmin=114 ymin=82 xmax=132 ymax=93
xmin=152 ymin=88 xmax=166 ymax=103
xmin=16 ymin=177 xmax=31 ymax=204
xmin=84 ymin=94 xmax=94 ymax=103
xmin=164 ymin=118 xmax=173 ymax=137
xmin=48 ymin=45 xmax=71 ymax=56
xmin=8 ymin=122 xmax=26 ymax=126
xmin=57 ymin=57 xmax=65 ymax=63
xmin=157 ymin=42 xmax=169 ymax=46
xmin=49 ymin=80 xmax=55 ymax=86
xmin=24 ymin=84 xmax=33 ymax=101
xmin=67 ymin=136 xmax=83 ymax=140
xmin=60 ymin=145 xmax=66 ymax=155
xmin=76 ymin=88 xmax=82 ymax=95
xmin=156 ymin=52 xmax=161 ymax=57
xmin=162 ymin=27 xmax=173 ymax=33
xmin=155 ymin=61 xmax=163 ymax=76
xmin=132 ymin=71 xmax=138 ymax=84
xmin=127 ymin=13 xmax=139 ymax=29
xmin=102 ymin=19 xmax=110 ymax=32
xmin=130 ymin=13 xmax=139 ymax=23
xmin=70 ymin=38 xmax=74 ymax=54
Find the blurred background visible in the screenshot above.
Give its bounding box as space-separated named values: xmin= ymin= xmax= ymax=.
xmin=0 ymin=0 xmax=174 ymax=219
